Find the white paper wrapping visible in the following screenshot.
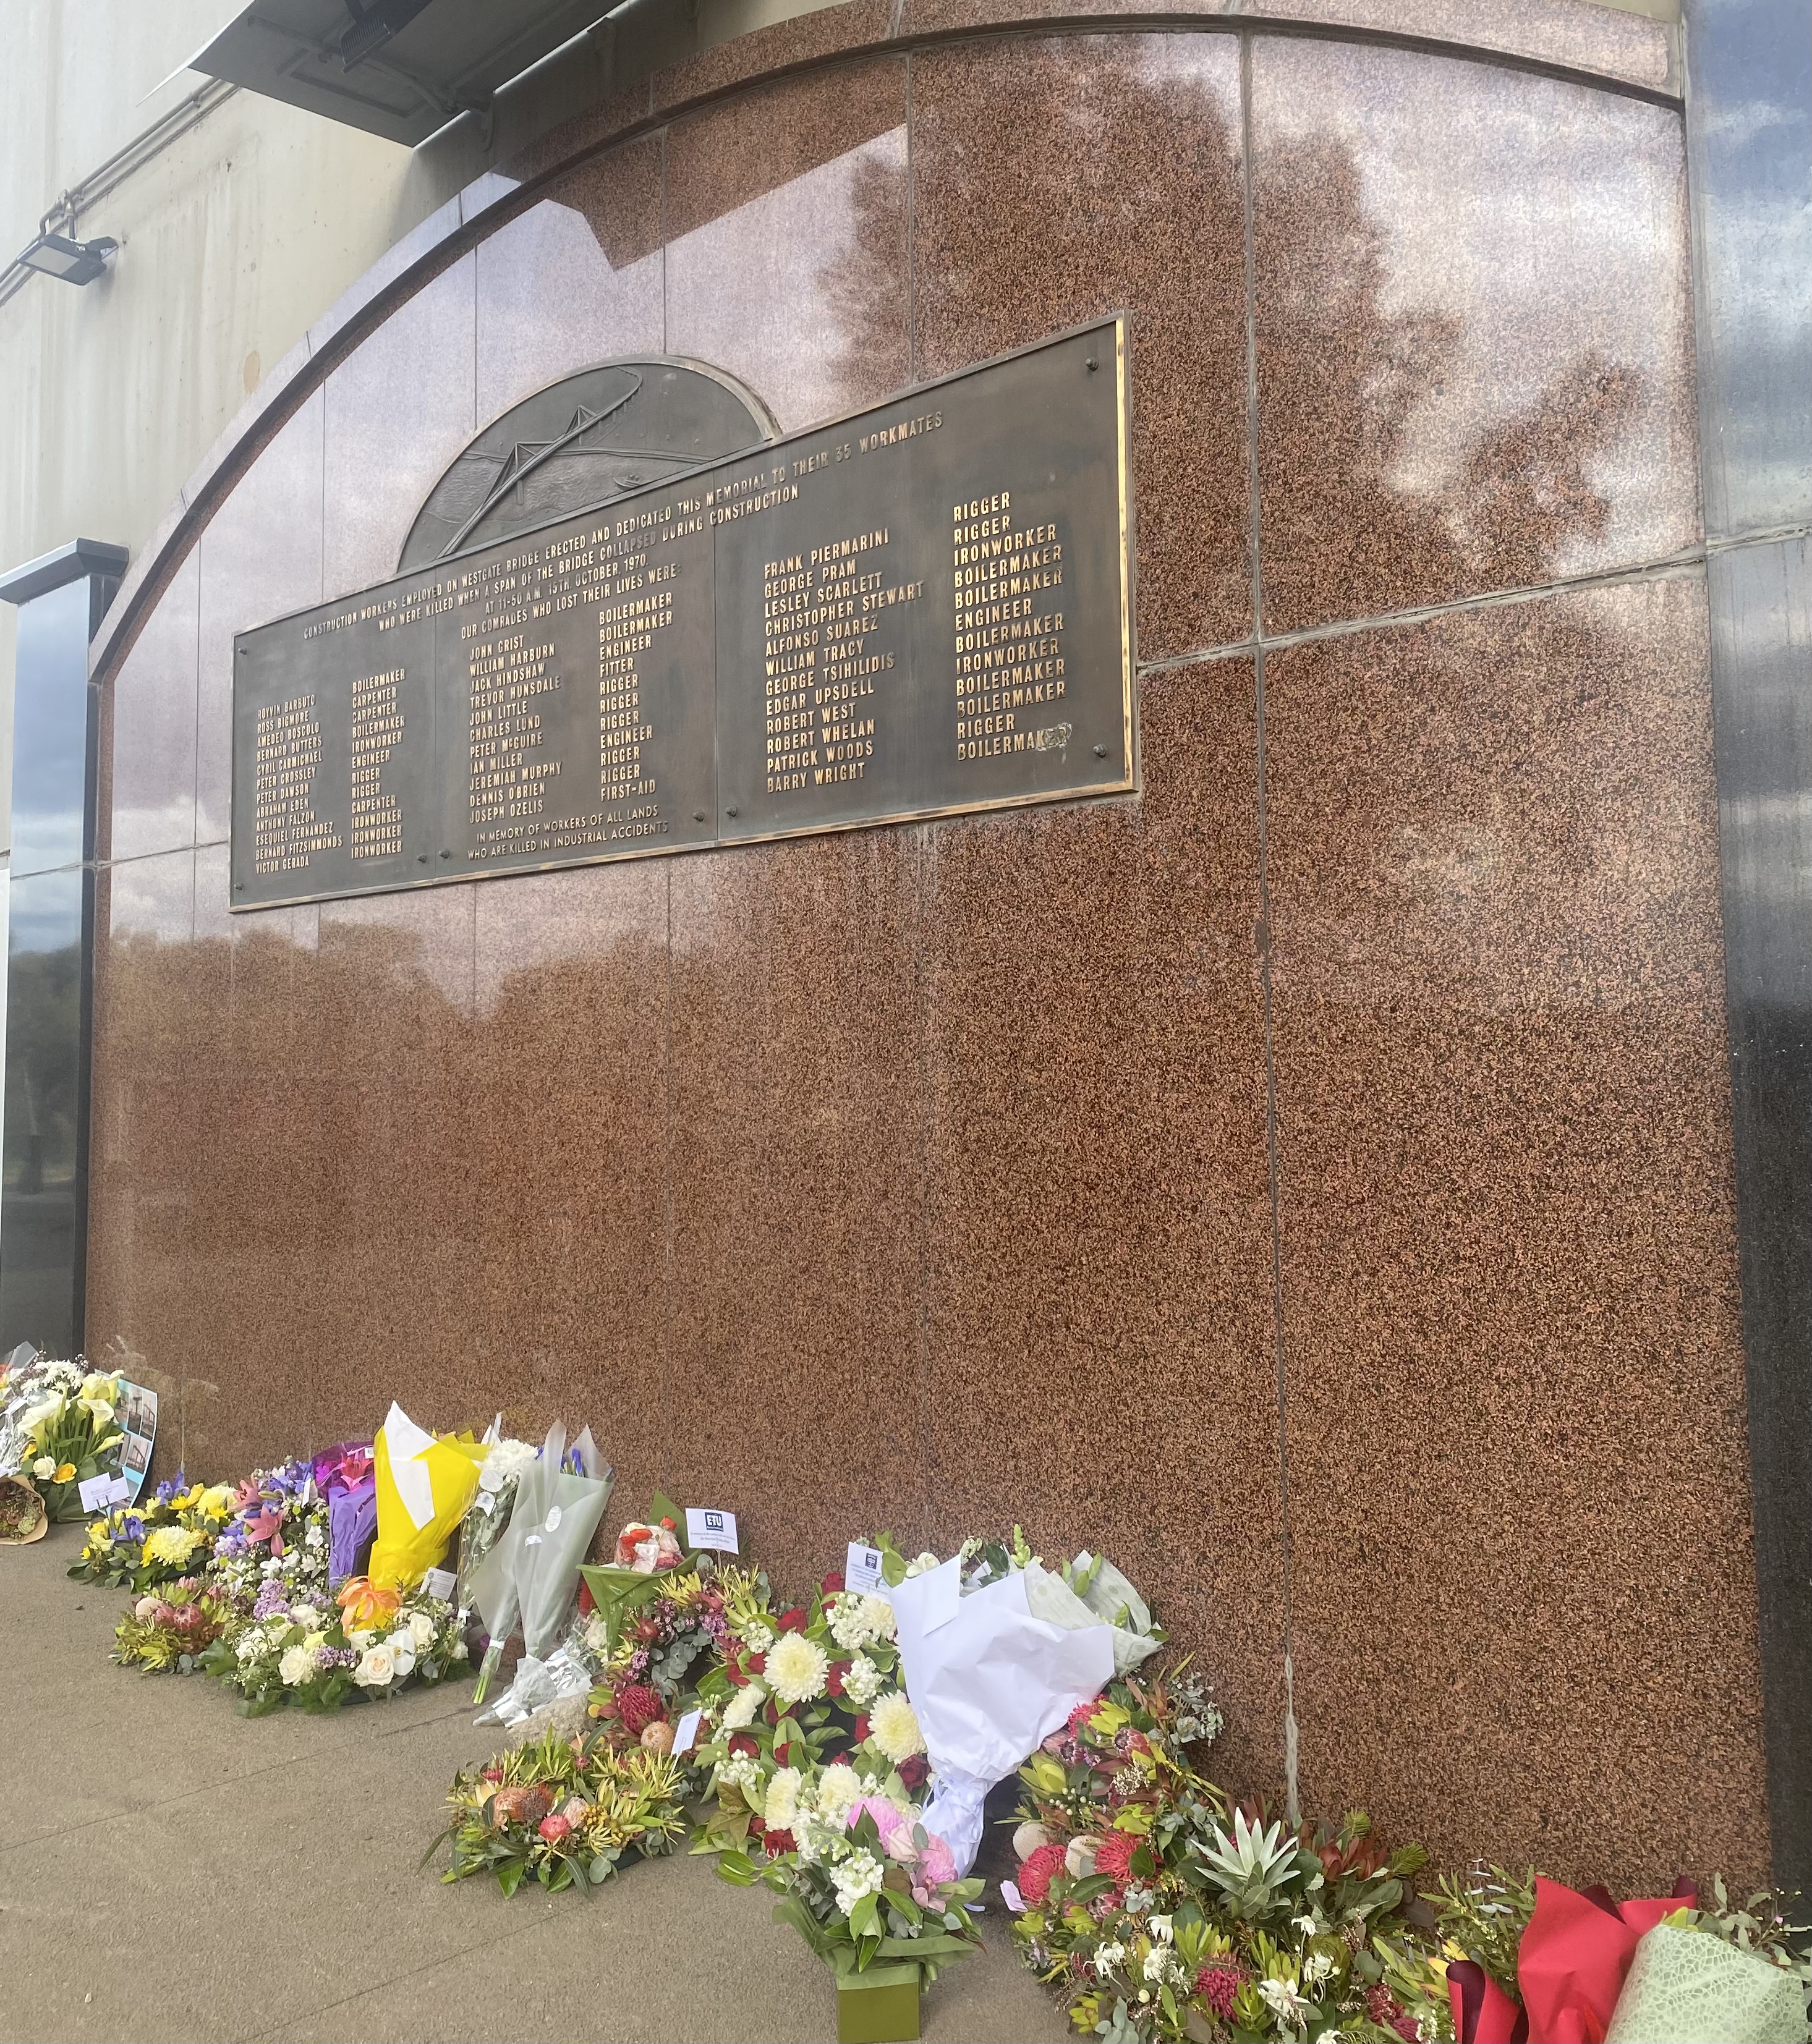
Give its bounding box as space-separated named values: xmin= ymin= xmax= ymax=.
xmin=889 ymin=1558 xmax=1116 ymax=1874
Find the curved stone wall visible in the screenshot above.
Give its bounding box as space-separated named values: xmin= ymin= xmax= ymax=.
xmin=88 ymin=7 xmax=1766 ymax=1886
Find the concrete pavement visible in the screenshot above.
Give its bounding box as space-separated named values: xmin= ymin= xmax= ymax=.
xmin=0 ymin=1529 xmax=1070 ymax=2044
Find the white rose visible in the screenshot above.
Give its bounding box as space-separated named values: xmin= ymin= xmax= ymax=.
xmin=31 ymin=1456 xmax=55 ymax=1479
xmin=278 ymin=1643 xmax=315 ymax=1687
xmin=353 ymin=1643 xmax=396 ymax=1687
xmin=409 ymin=1611 xmax=435 ymax=1651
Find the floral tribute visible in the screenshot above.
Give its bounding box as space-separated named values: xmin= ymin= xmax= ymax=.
xmin=0 ymin=1359 xmax=126 ymax=1522
xmin=585 ymin=1561 xmax=751 ymax=1752
xmin=204 ymin=1460 xmax=333 ymax=1605
xmin=1006 ymin=1673 xmax=1449 ymax=2043
xmin=693 ymin=1564 xmax=929 ymax=1860
xmin=112 ymin=1578 xmax=237 ymax=1673
xmin=72 ymin=1475 xmax=237 ymax=1591
xmin=427 ymin=1725 xmax=689 ymax=1896
xmin=198 ymin=1574 xmax=466 ymax=1713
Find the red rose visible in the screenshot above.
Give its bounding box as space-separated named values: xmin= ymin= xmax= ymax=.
xmin=659 ymin=1516 xmax=676 ymax=1530
xmin=851 ymin=1715 xmax=870 ymax=1743
xmin=825 ymin=1661 xmax=849 ymax=1698
xmin=725 ymin=1663 xmax=749 ymax=1687
xmin=820 ymin=1572 xmax=845 ymax=1595
xmin=777 ymin=1607 xmax=808 ymax=1633
xmin=748 ymin=1817 xmax=767 ymax=1839
xmin=775 ymin=1741 xmax=793 ymax=1767
xmin=537 ymin=1813 xmax=572 ymax=1843
xmin=764 ymin=1700 xmax=780 ymax=1725
xmin=898 ymin=1755 xmax=929 ymax=1791
xmin=764 ymin=1828 xmax=797 ymax=1854
xmin=1016 ymin=1842 xmax=1068 ymax=1906
xmin=747 ymin=1652 xmax=765 ymax=1675
xmin=728 ymin=1734 xmax=759 ymax=1758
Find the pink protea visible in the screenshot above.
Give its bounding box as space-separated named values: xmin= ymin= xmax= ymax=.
xmin=1196 ymin=1964 xmax=1248 ymax=2019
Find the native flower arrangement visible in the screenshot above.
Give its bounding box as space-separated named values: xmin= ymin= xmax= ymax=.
xmin=1005 ymin=1673 xmax=1449 ymax=2044
xmin=6 ymin=1363 xmax=126 ymax=1522
xmin=112 ymin=1577 xmax=238 ymax=1672
xmin=72 ymin=1475 xmax=237 ymax=1590
xmin=585 ymin=1561 xmax=746 ymax=1752
xmin=427 ymin=1724 xmax=690 ymax=1897
xmin=198 ymin=1573 xmax=466 ymax=1714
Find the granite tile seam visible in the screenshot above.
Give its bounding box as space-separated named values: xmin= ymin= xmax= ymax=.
xmin=1238 ymin=21 xmax=1301 ymax=1830
xmin=1141 ymin=551 xmax=1714 ymax=673
xmin=87 ymin=9 xmax=1678 ymax=687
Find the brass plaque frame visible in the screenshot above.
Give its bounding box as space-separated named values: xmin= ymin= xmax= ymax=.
xmin=229 ymin=317 xmax=1137 ymax=910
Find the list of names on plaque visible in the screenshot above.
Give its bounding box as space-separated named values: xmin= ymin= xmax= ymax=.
xmin=231 ymin=319 xmax=1131 ymax=909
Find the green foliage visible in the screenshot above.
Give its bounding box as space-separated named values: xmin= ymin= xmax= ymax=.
xmin=1428 ymin=1863 xmax=1537 ymax=2002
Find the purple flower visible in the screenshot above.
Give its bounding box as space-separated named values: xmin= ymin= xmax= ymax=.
xmin=252 ymin=1581 xmax=291 ymax=1620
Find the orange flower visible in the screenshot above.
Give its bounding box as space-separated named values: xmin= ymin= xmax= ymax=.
xmin=336 ymin=1575 xmax=401 ymax=1630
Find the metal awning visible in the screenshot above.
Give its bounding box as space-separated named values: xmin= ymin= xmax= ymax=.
xmin=179 ymin=0 xmax=612 ymax=147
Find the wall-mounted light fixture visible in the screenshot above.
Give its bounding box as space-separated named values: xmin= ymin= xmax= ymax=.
xmin=14 ymin=231 xmax=118 ymax=286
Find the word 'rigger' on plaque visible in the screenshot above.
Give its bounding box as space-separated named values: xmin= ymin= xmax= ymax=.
xmin=228 ymin=318 xmax=1133 ymax=909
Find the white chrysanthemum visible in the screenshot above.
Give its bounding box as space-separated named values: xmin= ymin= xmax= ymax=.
xmin=843 ymin=1653 xmax=884 ymax=1708
xmin=832 ymin=1848 xmax=885 ymax=1917
xmin=828 ymin=1593 xmax=896 ymax=1652
xmin=478 ymin=1438 xmax=537 ymax=1492
xmin=721 ymin=1682 xmax=765 ymax=1731
xmin=763 ymin=1766 xmax=801 ymax=1832
xmin=278 ymin=1643 xmax=315 ymax=1687
xmin=742 ymin=1621 xmax=775 ymax=1655
xmin=814 ymin=1763 xmax=862 ymax=1822
xmin=868 ymin=1692 xmax=925 ymax=1763
xmin=765 ymin=1630 xmax=829 ymax=1705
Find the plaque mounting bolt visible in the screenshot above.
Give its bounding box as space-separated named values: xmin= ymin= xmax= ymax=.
xmin=418 ymin=854 xmax=428 ymax=863
xmin=1086 ymin=357 xmax=1099 ymax=371
xmin=693 ymin=812 xmax=705 ymax=822
xmin=440 ymin=850 xmax=451 ymax=859
xmin=725 ymin=807 xmax=738 ymax=818
xmin=1094 ymin=744 xmax=1108 ymax=758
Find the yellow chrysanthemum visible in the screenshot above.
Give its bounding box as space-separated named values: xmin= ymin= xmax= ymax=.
xmin=142 ymin=1525 xmax=205 ymax=1567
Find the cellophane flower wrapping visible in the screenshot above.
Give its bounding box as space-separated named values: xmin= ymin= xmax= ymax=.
xmin=312 ymin=1442 xmax=377 ymax=1587
xmin=470 ymin=1424 xmax=615 ymax=1692
xmin=370 ymin=1404 xmax=488 ymax=1590
xmin=1604 ymin=1923 xmax=1808 ymax=2043
xmin=453 ymin=1436 xmax=537 ymax=1619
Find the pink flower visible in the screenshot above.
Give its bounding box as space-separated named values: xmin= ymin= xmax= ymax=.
xmin=538 ymin=1813 xmax=572 ymax=1843
xmin=849 ymin=1797 xmax=908 ymax=1848
xmin=909 ymin=1831 xmax=957 ymax=1904
xmin=1197 ymin=1965 xmax=1248 ymax=2019
xmin=1016 ymin=1841 xmax=1068 ymax=1906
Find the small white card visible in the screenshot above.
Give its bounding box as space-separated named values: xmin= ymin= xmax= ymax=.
xmin=423 ymin=1566 xmax=456 ymax=1601
xmin=77 ymin=1472 xmax=132 ymax=1512
xmin=685 ymin=1506 xmax=738 ymax=1553
xmin=672 ymin=1707 xmax=704 ymax=1755
xmin=844 ymin=1541 xmax=890 ymax=1598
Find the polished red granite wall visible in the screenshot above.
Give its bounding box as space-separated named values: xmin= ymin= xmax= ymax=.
xmin=87 ymin=18 xmax=1769 ymax=1884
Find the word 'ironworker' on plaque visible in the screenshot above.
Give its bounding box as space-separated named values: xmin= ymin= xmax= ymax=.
xmin=230 ymin=319 xmax=1135 ymax=910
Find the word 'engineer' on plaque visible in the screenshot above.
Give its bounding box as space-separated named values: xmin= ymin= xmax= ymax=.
xmin=230 ymin=318 xmax=1135 ymax=910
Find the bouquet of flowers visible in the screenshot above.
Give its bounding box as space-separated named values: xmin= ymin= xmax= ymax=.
xmin=71 ymin=1475 xmax=237 ymax=1590
xmin=1006 ymin=1674 xmax=1446 ymax=2043
xmin=1436 ymin=1865 xmax=1812 ymax=2044
xmin=453 ymin=1434 xmax=538 ymax=1619
xmin=112 ymin=1577 xmax=237 ymax=1672
xmin=206 ymin=1460 xmax=332 ymax=1605
xmin=2 ymin=1359 xmax=125 ymax=1520
xmin=0 ymin=1473 xmax=48 ymax=1544
xmin=427 ymin=1724 xmax=689 ymax=1897
xmin=693 ymin=1566 xmax=929 ymax=1857
xmin=719 ymin=1792 xmax=986 ymax=1998
xmin=586 ymin=1559 xmax=752 ymax=1753
xmin=198 ymin=1574 xmax=466 ymax=1714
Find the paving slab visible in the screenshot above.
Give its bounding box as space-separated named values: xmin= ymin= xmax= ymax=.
xmin=0 ymin=1529 xmax=1070 ymax=2044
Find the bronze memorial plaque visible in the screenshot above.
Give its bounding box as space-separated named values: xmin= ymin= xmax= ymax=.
xmin=229 ymin=318 xmax=1134 ymax=909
